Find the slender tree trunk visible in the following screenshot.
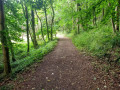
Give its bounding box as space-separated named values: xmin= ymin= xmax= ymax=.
xmin=40 ymin=19 xmax=45 ymax=42
xmin=93 ymin=8 xmax=95 ymax=25
xmin=7 ymin=33 xmax=16 ymax=62
xmin=35 ymin=10 xmax=45 ymax=42
xmin=21 ymin=2 xmax=30 ymax=53
xmin=31 ymin=9 xmax=38 ymax=49
xmin=50 ymin=0 xmax=55 ymax=40
xmin=0 ymin=0 xmax=11 ymax=75
xmin=25 ymin=6 xmax=30 ymax=53
xmin=109 ymin=3 xmax=116 ymax=33
xmin=93 ymin=7 xmax=96 ymax=25
xmin=44 ymin=5 xmax=49 ymax=40
xmin=116 ymin=0 xmax=120 ymax=32
xmin=29 ymin=30 xmax=34 ymax=43
xmin=77 ymin=3 xmax=80 ymax=34
xmin=86 ymin=1 xmax=88 ymax=30
xmin=10 ymin=43 xmax=16 ymax=62
xmin=112 ymin=11 xmax=116 ymax=33
xmin=6 ymin=27 xmax=16 ymax=62
xmin=112 ymin=17 xmax=116 ymax=33
xmin=77 ymin=18 xmax=80 ymax=33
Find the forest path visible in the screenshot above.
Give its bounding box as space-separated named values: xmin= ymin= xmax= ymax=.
xmin=13 ymin=37 xmax=111 ymax=90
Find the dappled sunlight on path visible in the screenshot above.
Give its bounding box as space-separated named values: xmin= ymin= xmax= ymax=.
xmin=56 ymin=33 xmax=65 ymax=38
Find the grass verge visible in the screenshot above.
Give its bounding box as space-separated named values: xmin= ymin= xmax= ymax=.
xmin=0 ymin=39 xmax=58 ymax=82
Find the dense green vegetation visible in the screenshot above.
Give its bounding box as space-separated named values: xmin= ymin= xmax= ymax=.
xmin=72 ymin=25 xmax=114 ymax=57
xmin=56 ymin=0 xmax=120 ymax=66
xmin=0 ymin=40 xmax=57 ymax=80
xmin=0 ymin=0 xmax=58 ymax=78
xmin=0 ymin=0 xmax=120 ymax=82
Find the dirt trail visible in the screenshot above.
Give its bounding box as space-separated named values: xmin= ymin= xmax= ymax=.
xmin=12 ymin=37 xmax=117 ymax=90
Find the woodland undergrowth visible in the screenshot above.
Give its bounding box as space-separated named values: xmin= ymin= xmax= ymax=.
xmin=0 ymin=39 xmax=57 ymax=81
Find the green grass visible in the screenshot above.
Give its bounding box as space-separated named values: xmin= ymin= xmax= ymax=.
xmin=0 ymin=39 xmax=58 ymax=81
xmin=70 ymin=25 xmax=120 ymax=57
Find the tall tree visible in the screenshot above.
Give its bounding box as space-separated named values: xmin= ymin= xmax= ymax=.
xmin=25 ymin=6 xmax=30 ymax=53
xmin=116 ymin=0 xmax=120 ymax=32
xmin=7 ymin=32 xmax=16 ymax=62
xmin=50 ymin=0 xmax=55 ymax=40
xmin=31 ymin=8 xmax=38 ymax=48
xmin=35 ymin=10 xmax=45 ymax=42
xmin=0 ymin=0 xmax=11 ymax=75
xmin=21 ymin=1 xmax=30 ymax=53
xmin=93 ymin=6 xmax=96 ymax=26
xmin=44 ymin=1 xmax=50 ymax=40
xmin=77 ymin=3 xmax=80 ymax=34
xmin=109 ymin=2 xmax=116 ymax=33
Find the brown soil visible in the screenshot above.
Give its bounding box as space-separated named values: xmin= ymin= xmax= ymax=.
xmin=2 ymin=38 xmax=120 ymax=90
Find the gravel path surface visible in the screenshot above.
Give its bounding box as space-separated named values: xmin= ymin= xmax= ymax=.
xmin=12 ymin=37 xmax=118 ymax=90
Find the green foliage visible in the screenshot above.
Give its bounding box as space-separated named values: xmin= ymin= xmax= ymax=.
xmin=72 ymin=25 xmax=114 ymax=57
xmin=4 ymin=0 xmax=24 ymax=42
xmin=57 ymin=0 xmax=120 ymax=66
xmin=0 ymin=40 xmax=57 ymax=80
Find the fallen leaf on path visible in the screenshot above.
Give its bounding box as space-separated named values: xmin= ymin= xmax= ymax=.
xmin=47 ymin=80 xmax=51 ymax=82
xmin=46 ymin=77 xmax=48 ymax=79
xmin=104 ymin=85 xmax=107 ymax=88
xmin=32 ymin=87 xmax=35 ymax=89
xmin=93 ymin=77 xmax=96 ymax=80
xmin=51 ymin=73 xmax=54 ymax=75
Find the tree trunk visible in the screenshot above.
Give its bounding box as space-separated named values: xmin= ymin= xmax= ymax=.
xmin=10 ymin=43 xmax=16 ymax=62
xmin=112 ymin=17 xmax=116 ymax=33
xmin=0 ymin=0 xmax=11 ymax=75
xmin=93 ymin=7 xmax=96 ymax=26
xmin=109 ymin=3 xmax=116 ymax=33
xmin=25 ymin=6 xmax=30 ymax=53
xmin=35 ymin=10 xmax=45 ymax=42
xmin=77 ymin=3 xmax=80 ymax=34
xmin=21 ymin=2 xmax=30 ymax=53
xmin=116 ymin=0 xmax=120 ymax=32
xmin=29 ymin=30 xmax=34 ymax=44
xmin=6 ymin=27 xmax=16 ymax=62
xmin=44 ymin=5 xmax=50 ymax=41
xmin=31 ymin=9 xmax=38 ymax=49
xmin=50 ymin=0 xmax=55 ymax=40
xmin=7 ymin=33 xmax=16 ymax=62
xmin=77 ymin=18 xmax=80 ymax=33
